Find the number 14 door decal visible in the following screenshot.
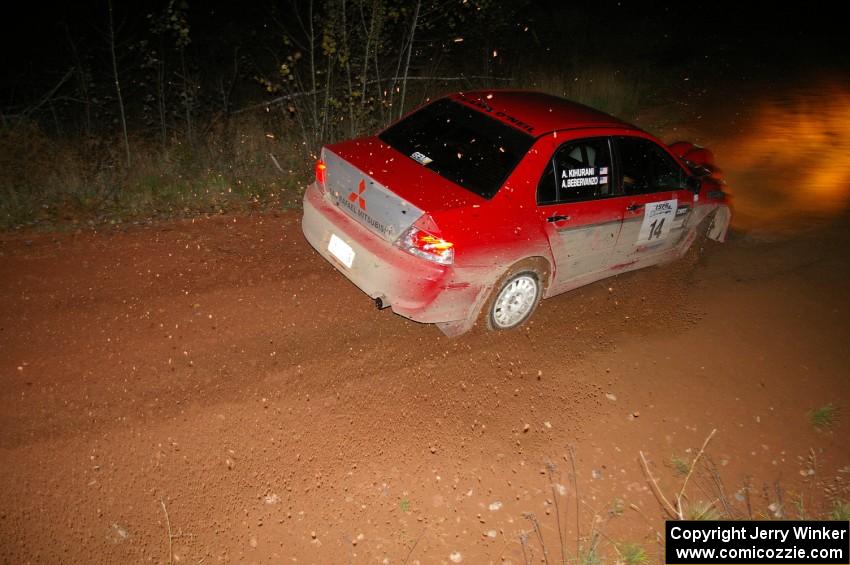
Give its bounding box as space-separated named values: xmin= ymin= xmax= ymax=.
xmin=636 ymin=199 xmax=677 ymax=243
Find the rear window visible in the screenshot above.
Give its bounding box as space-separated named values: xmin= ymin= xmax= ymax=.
xmin=379 ymin=98 xmax=534 ymax=199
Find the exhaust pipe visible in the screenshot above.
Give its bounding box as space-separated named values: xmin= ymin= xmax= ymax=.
xmin=375 ymin=296 xmax=390 ymax=310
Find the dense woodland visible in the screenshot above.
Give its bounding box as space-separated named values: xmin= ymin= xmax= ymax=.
xmin=1 ymin=1 xmax=845 ymax=228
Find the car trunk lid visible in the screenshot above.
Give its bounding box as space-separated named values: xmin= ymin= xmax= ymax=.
xmin=321 ymin=140 xmax=483 ymax=242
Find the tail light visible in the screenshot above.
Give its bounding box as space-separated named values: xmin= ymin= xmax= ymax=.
xmin=396 ymin=225 xmax=454 ymax=265
xmin=315 ymin=159 xmax=327 ymax=188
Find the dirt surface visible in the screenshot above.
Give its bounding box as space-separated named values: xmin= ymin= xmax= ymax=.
xmin=1 ymin=203 xmax=848 ymax=564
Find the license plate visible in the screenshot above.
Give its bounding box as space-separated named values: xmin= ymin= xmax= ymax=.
xmin=328 ymin=233 xmax=355 ymax=268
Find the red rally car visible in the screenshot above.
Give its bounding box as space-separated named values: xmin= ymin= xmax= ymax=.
xmin=301 ymin=90 xmax=731 ymax=336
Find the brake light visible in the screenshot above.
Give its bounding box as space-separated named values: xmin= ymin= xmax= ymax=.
xmin=397 ymin=226 xmax=454 ymax=265
xmin=315 ymin=160 xmax=327 ymax=185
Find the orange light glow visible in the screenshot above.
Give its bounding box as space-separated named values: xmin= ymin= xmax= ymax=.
xmin=711 ymin=82 xmax=850 ymax=231
xmin=415 ymin=232 xmax=454 ymax=252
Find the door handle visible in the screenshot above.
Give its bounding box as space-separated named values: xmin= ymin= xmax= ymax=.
xmin=626 ymin=203 xmax=644 ymax=212
xmin=547 ymin=214 xmax=570 ymax=223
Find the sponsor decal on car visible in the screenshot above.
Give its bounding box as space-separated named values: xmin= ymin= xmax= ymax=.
xmin=455 ymin=93 xmax=536 ymax=134
xmin=336 ymin=181 xmax=395 ymax=238
xmin=348 ymin=179 xmax=367 ymax=210
xmin=410 ymin=151 xmax=433 ymax=165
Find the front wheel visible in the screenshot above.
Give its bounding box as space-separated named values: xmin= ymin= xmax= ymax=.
xmin=487 ymin=271 xmax=542 ymax=330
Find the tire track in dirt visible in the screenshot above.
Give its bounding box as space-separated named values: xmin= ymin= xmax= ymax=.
xmin=4 ymin=212 xmax=846 ymax=563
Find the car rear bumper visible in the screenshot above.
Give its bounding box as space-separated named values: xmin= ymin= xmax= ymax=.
xmin=301 ymin=183 xmax=485 ymax=324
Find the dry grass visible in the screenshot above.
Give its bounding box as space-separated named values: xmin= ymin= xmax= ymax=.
xmin=0 ymin=113 xmax=310 ymax=230
xmin=1 ymin=68 xmax=678 ymax=231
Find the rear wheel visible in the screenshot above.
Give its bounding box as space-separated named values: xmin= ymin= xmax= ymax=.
xmin=487 ymin=270 xmax=542 ymax=330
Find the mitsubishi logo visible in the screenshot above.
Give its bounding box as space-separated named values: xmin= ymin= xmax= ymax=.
xmin=348 ymin=179 xmax=366 ymax=210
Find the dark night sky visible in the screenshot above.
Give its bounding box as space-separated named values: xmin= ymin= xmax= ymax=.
xmin=3 ymin=1 xmax=848 ymax=108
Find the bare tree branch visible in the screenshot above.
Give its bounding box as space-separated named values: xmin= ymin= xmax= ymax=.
xmin=234 ymin=75 xmax=510 ymax=115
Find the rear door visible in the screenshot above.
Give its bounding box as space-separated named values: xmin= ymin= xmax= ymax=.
xmin=610 ymin=136 xmax=696 ymax=264
xmin=537 ymin=137 xmax=623 ymax=290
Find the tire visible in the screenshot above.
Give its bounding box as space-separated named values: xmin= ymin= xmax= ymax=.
xmin=485 ymin=269 xmax=543 ymax=331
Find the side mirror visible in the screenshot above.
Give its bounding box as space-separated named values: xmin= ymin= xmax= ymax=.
xmin=686 ymin=176 xmax=702 ymax=193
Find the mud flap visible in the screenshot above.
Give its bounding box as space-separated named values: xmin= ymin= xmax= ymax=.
xmin=707 ymin=205 xmax=731 ymax=242
xmin=434 ymin=283 xmax=493 ymax=337
xmin=435 ymin=318 xmax=474 ymax=337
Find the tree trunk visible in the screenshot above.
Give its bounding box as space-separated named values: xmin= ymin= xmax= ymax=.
xmin=398 ymin=0 xmax=421 ymax=120
xmin=62 ymin=22 xmax=91 ymax=136
xmin=180 ymin=46 xmax=193 ymax=143
xmin=108 ymin=0 xmax=131 ymax=168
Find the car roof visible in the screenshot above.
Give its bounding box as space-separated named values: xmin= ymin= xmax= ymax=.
xmin=447 ymin=90 xmax=638 ymax=138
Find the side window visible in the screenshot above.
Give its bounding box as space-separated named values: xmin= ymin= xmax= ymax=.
xmin=537 ymin=137 xmax=612 ymax=205
xmin=616 ymin=137 xmax=687 ymax=195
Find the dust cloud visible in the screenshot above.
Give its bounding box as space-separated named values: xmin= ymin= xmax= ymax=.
xmin=711 ymin=81 xmax=850 ymax=232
